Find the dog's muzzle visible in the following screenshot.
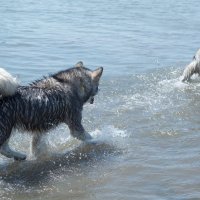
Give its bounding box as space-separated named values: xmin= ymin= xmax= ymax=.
xmin=89 ymin=96 xmax=94 ymax=104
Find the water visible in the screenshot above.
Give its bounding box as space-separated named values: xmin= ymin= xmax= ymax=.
xmin=0 ymin=0 xmax=200 ymax=199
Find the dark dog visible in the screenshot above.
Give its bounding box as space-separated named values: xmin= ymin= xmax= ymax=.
xmin=0 ymin=62 xmax=103 ymax=160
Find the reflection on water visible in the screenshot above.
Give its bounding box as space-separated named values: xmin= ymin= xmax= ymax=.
xmin=0 ymin=139 xmax=120 ymax=200
xmin=0 ymin=140 xmax=117 ymax=184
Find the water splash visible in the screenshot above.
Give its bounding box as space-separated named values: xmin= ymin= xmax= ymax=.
xmin=91 ymin=125 xmax=127 ymax=140
xmin=1 ymin=66 xmax=200 ymax=200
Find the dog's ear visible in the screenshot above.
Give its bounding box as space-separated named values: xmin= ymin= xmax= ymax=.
xmin=75 ymin=61 xmax=84 ymax=68
xmin=91 ymin=67 xmax=103 ymax=82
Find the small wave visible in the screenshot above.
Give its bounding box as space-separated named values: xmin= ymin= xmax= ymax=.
xmin=158 ymin=78 xmax=189 ymax=91
xmin=91 ymin=125 xmax=127 ymax=139
xmin=116 ymin=67 xmax=200 ymax=113
xmin=155 ymin=129 xmax=179 ymax=137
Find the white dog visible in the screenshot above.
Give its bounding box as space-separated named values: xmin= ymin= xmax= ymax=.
xmin=181 ymin=49 xmax=200 ymax=82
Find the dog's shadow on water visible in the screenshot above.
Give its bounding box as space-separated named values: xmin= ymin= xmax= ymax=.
xmin=0 ymin=140 xmax=118 ymax=186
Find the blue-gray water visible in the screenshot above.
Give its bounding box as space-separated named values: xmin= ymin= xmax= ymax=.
xmin=1 ymin=1 xmax=200 ymax=200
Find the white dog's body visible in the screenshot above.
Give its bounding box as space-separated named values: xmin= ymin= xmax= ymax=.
xmin=181 ymin=49 xmax=200 ymax=82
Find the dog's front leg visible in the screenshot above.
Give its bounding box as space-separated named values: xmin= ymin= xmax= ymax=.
xmin=66 ymin=109 xmax=92 ymax=141
xmin=181 ymin=60 xmax=199 ymax=82
xmin=67 ymin=112 xmax=92 ymax=141
xmin=70 ymin=127 xmax=92 ymax=141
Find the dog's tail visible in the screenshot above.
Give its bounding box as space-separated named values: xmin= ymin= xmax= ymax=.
xmin=0 ymin=68 xmax=19 ymax=97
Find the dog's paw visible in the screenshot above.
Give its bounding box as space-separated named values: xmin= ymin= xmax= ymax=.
xmin=14 ymin=153 xmax=27 ymax=161
xmin=84 ymin=132 xmax=93 ymax=141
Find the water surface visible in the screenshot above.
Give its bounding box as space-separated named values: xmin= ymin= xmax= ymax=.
xmin=1 ymin=0 xmax=200 ymax=199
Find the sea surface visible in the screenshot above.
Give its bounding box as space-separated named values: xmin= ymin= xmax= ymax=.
xmin=0 ymin=0 xmax=200 ymax=199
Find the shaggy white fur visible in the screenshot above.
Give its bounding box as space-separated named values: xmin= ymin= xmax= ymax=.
xmin=0 ymin=68 xmax=19 ymax=97
xmin=181 ymin=49 xmax=200 ymax=82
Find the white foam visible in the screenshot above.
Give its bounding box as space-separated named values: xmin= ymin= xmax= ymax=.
xmin=91 ymin=125 xmax=127 ymax=140
xmin=158 ymin=78 xmax=189 ymax=91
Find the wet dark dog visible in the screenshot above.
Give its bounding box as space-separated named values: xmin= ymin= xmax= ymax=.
xmin=0 ymin=62 xmax=103 ymax=160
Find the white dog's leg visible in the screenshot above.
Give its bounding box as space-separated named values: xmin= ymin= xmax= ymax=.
xmin=181 ymin=60 xmax=198 ymax=82
xmin=0 ymin=139 xmax=26 ymax=160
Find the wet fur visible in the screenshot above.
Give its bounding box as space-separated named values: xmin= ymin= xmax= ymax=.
xmin=181 ymin=49 xmax=200 ymax=82
xmin=0 ymin=62 xmax=103 ymax=160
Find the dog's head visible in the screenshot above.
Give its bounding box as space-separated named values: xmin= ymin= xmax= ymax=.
xmin=53 ymin=62 xmax=103 ymax=104
xmin=74 ymin=61 xmax=103 ymax=104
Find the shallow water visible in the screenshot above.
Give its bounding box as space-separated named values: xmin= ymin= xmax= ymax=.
xmin=1 ymin=0 xmax=200 ymax=199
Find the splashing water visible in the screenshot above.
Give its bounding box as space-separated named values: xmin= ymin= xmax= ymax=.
xmin=1 ymin=66 xmax=200 ymax=199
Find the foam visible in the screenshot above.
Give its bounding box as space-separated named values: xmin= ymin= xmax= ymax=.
xmin=91 ymin=125 xmax=127 ymax=140
xmin=158 ymin=78 xmax=189 ymax=91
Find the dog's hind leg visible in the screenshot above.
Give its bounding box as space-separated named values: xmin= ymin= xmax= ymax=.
xmin=0 ymin=139 xmax=26 ymax=161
